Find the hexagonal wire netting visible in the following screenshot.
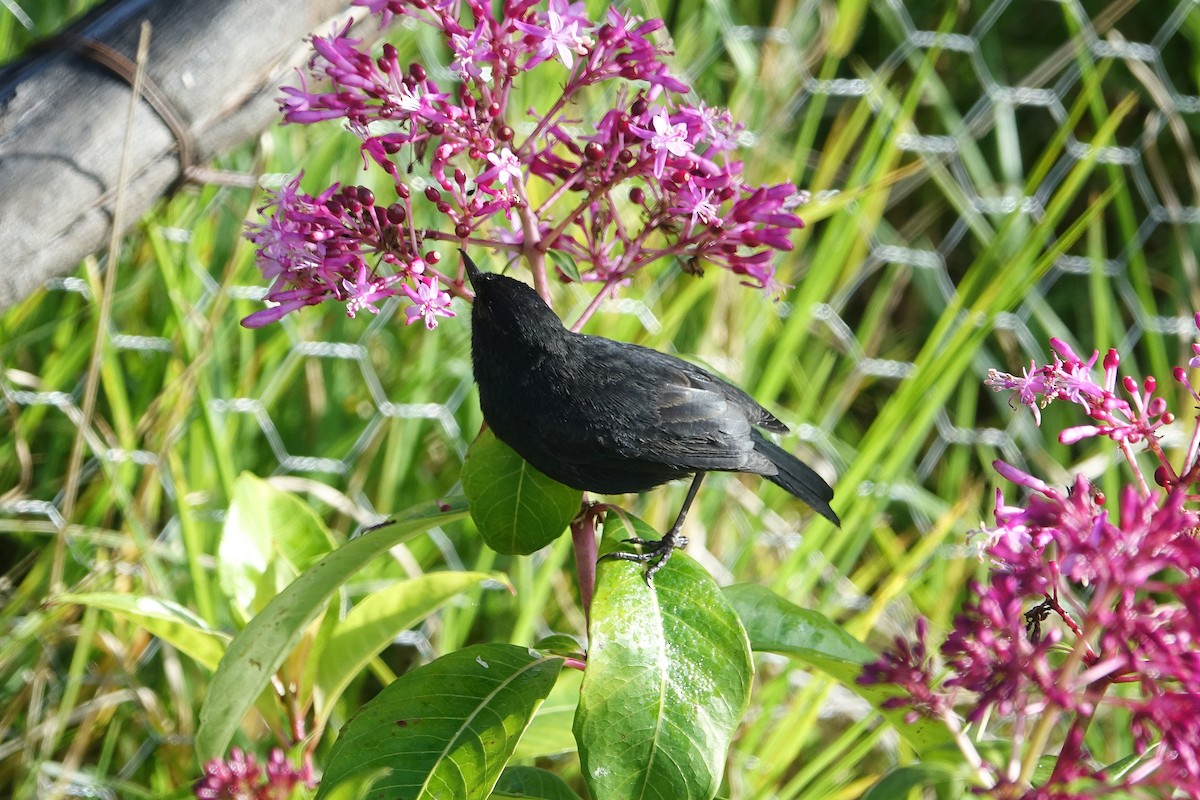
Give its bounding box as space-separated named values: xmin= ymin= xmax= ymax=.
xmin=4 ymin=0 xmax=1200 ymax=577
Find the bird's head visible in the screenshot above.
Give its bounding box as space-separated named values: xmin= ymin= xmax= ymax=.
xmin=461 ymin=251 xmax=564 ymax=338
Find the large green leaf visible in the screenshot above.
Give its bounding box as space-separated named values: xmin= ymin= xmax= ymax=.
xmin=575 ymin=512 xmax=753 ymax=800
xmin=57 ymin=592 xmax=230 ymax=671
xmin=461 ymin=428 xmax=581 ymax=555
xmin=513 ymin=668 xmax=583 ymax=760
xmin=490 ymin=766 xmax=581 ymax=800
xmin=218 ymin=473 xmax=338 ymax=618
xmin=316 ymin=643 xmax=564 ymax=800
xmin=195 ymin=498 xmax=468 ymax=762
xmin=313 ymin=571 xmax=506 ymax=731
xmin=724 ymin=583 xmax=954 ymax=753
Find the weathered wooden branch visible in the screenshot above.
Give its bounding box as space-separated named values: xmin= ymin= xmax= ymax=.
xmin=0 ymin=0 xmax=377 ymax=310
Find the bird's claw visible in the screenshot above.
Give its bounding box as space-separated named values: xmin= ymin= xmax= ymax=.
xmin=600 ymin=533 xmax=689 ymax=584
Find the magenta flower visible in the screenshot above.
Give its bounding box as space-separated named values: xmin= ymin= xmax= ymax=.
xmin=514 ymin=0 xmax=594 ymax=69
xmin=864 ymin=323 xmax=1200 ymax=797
xmin=246 ymin=0 xmax=811 ymax=329
xmin=401 ymin=276 xmax=455 ymax=330
xmin=480 ymin=147 xmax=523 ymax=187
xmin=194 ymin=747 xmax=313 ymax=800
xmin=242 ymin=177 xmax=431 ymax=327
xmin=634 ymin=108 xmax=694 ymax=178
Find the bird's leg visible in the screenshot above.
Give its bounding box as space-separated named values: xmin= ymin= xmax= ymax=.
xmin=602 ymin=472 xmax=706 ymax=583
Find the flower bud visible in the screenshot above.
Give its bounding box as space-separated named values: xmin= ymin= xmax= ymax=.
xmin=630 ymin=187 xmax=645 ymax=204
xmin=455 ymin=222 xmax=471 ymax=239
xmin=1155 ymin=466 xmax=1169 ymax=487
xmin=424 ymin=186 xmax=442 ymax=203
xmin=409 ymin=62 xmax=427 ymax=81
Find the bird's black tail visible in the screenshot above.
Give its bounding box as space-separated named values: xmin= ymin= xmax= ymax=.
xmin=753 ymin=433 xmax=840 ymax=526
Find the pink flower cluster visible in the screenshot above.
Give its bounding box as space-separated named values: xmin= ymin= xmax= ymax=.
xmin=194 ymin=747 xmax=314 ymax=800
xmin=862 ymin=319 xmax=1200 ymax=798
xmin=243 ymin=0 xmax=808 ymax=328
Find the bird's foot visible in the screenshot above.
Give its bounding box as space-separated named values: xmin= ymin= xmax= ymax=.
xmin=600 ymin=532 xmax=689 ymax=584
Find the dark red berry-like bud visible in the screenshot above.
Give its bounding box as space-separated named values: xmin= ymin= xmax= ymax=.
xmin=454 ymin=168 xmax=467 ymax=186
xmin=428 ymin=121 xmax=446 ymax=136
xmin=497 ymin=125 xmax=514 ymax=142
xmin=425 ymin=250 xmax=440 ymax=264
xmin=396 ymin=182 xmax=410 ymax=199
xmin=618 ymin=149 xmax=634 ymax=164
xmin=383 ymin=44 xmax=398 ymax=63
xmin=387 ymin=204 xmax=406 ymax=224
xmin=455 ymin=222 xmax=471 ymax=239
xmin=630 ymin=187 xmax=645 ymax=204
xmin=437 ymin=201 xmax=451 ymax=214
xmin=409 ymin=63 xmax=427 ymax=81
xmin=424 ymin=186 xmax=442 ymax=203
xmin=1155 ymin=466 xmax=1170 ymax=487
xmin=357 ymin=187 xmax=375 ymax=206
xmin=585 ymin=142 xmax=605 ymax=161
xmin=631 ymin=97 xmax=648 ymax=116
xmin=488 ymin=102 xmax=501 ymax=118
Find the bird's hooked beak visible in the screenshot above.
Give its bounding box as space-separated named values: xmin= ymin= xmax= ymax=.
xmin=460 ymin=249 xmax=483 ymax=290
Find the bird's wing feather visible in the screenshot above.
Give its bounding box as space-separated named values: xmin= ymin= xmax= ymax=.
xmin=563 ymin=336 xmax=780 ymax=471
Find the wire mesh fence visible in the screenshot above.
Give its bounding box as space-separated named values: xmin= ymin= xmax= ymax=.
xmin=3 ymin=0 xmax=1200 ymax=583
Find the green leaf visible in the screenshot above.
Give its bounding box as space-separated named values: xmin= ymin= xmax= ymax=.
xmin=196 ymin=498 xmax=468 ymax=762
xmin=724 ymin=583 xmax=954 ymax=754
xmin=575 ymin=512 xmax=753 ymax=800
xmin=316 ymin=643 xmax=564 ymax=800
xmin=218 ymin=473 xmax=338 ymax=618
xmin=724 ymin=583 xmax=874 ymax=663
xmin=530 ymin=634 xmax=584 ymax=659
xmin=461 ymin=428 xmax=581 ymax=555
xmin=57 ymin=592 xmax=230 ymax=671
xmin=860 ymin=762 xmax=960 ymax=800
xmin=490 ymin=766 xmax=581 ymax=800
xmin=513 ymin=669 xmax=583 ymax=760
xmin=313 ymin=571 xmax=507 ymax=731
xmin=546 ymin=249 xmax=582 ymax=283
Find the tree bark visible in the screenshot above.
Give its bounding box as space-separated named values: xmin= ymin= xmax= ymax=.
xmin=0 ymin=0 xmax=376 ymax=310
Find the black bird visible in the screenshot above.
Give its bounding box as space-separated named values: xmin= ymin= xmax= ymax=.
xmin=463 ymin=251 xmax=839 ymax=580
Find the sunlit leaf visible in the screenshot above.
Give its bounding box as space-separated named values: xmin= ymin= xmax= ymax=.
xmin=313 ymin=571 xmax=507 ymax=730
xmin=575 ymin=512 xmax=752 ymax=800
xmin=196 ymin=498 xmax=468 ymax=762
xmin=317 ymin=643 xmax=563 ymax=800
xmin=461 ymin=428 xmax=581 ymax=555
